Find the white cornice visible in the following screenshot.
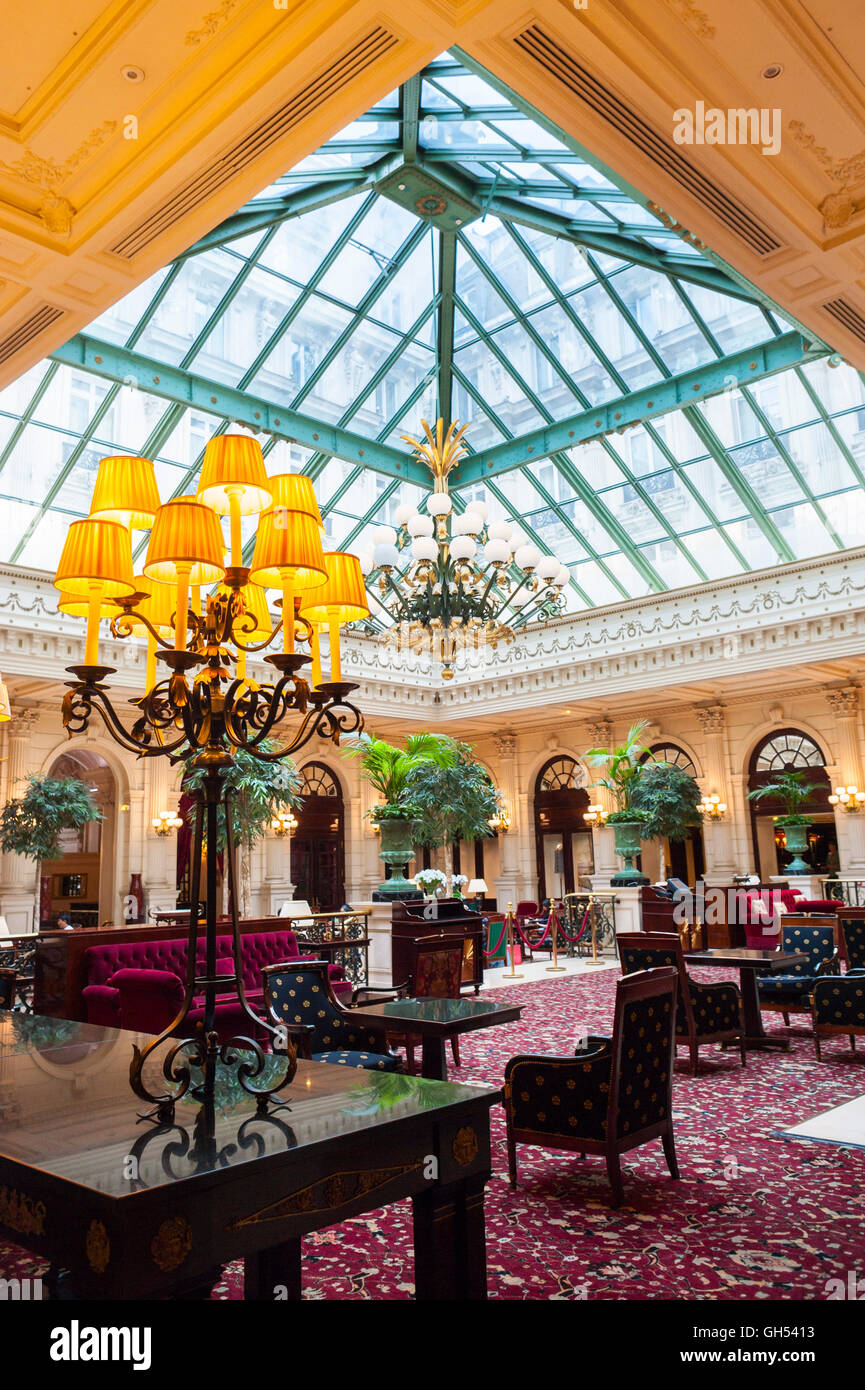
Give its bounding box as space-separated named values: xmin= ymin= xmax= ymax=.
xmin=3 ymin=550 xmax=865 ymax=718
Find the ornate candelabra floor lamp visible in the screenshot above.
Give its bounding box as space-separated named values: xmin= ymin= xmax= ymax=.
xmin=53 ymin=442 xmax=368 ymax=1117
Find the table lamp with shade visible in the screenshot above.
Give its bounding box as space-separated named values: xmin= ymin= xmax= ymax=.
xmin=467 ymin=878 xmax=488 ymax=910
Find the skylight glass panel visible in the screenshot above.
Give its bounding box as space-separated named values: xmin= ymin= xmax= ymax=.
xmin=256 ymin=193 xmax=370 ymax=283
xmin=2 ymin=48 xmax=860 ymax=615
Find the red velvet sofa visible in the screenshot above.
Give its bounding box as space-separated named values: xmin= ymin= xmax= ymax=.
xmin=743 ymin=888 xmax=838 ymax=950
xmin=81 ymin=929 xmax=350 ymax=1042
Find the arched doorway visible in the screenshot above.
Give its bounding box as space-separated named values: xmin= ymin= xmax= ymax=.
xmin=43 ymin=751 xmax=116 ymax=929
xmin=292 ymin=762 xmax=345 ymax=910
xmin=533 ymin=756 xmax=591 ymax=899
xmin=747 ymin=730 xmax=832 ymax=876
xmin=639 ymin=743 xmax=705 ymax=884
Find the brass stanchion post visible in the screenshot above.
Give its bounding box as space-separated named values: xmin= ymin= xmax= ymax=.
xmin=545 ymin=902 xmax=566 ymax=973
xmin=503 ymin=901 xmax=523 ymax=980
xmin=584 ymin=893 xmax=606 ymax=967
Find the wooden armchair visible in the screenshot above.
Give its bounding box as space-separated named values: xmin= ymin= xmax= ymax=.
xmin=262 ymin=961 xmax=401 ymax=1071
xmin=757 ymin=923 xmax=840 ymax=1025
xmin=394 ymin=935 xmax=465 ymax=1075
xmin=617 ymin=932 xmax=746 ymax=1074
xmin=504 ymin=967 xmax=680 ymax=1207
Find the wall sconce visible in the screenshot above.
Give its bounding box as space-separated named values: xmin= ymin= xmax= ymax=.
xmin=829 ymin=784 xmax=865 ymax=813
xmin=697 ymin=794 xmax=727 ymax=819
xmin=488 ymin=805 xmax=511 ymax=832
xmin=584 ymin=803 xmax=608 ymax=827
xmin=152 ymin=810 xmax=182 ymax=837
xmin=271 ymin=809 xmax=298 ymax=838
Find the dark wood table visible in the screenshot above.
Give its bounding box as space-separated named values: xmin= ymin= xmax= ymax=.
xmin=684 ymin=947 xmax=809 ymax=1051
xmin=351 ymin=996 xmax=523 ymax=1080
xmin=0 ymin=1013 xmax=498 ymax=1300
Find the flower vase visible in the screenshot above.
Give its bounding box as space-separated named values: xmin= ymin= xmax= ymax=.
xmin=373 ymin=819 xmax=421 ymax=900
xmin=781 ymin=822 xmax=810 ymax=876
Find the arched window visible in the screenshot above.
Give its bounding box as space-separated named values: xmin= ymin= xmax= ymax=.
xmin=643 ymin=743 xmax=697 ymax=778
xmin=747 ymin=729 xmax=831 ymax=878
xmin=293 ymin=763 xmax=344 ymax=909
xmin=533 ymin=757 xmax=590 ymax=899
xmin=751 ymin=731 xmax=825 ymax=773
xmin=299 ymin=762 xmax=340 ymax=798
xmin=536 ymin=757 xmax=585 ymax=793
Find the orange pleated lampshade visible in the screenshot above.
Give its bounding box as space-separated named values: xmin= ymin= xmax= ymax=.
xmin=143 ymin=498 xmax=226 ymax=585
xmin=0 ymin=678 xmax=11 ymax=722
xmin=266 ymin=473 xmax=323 ymax=528
xmin=123 ymin=574 xmax=176 ymax=637
xmin=299 ymin=552 xmax=369 ymax=624
xmin=57 ymin=591 xmax=121 ymax=619
xmin=89 ymin=455 xmax=160 ymax=529
xmin=197 ymin=435 xmax=271 ymax=516
xmin=249 ymin=508 xmax=327 ymax=592
xmin=53 ymin=518 xmax=136 ymax=597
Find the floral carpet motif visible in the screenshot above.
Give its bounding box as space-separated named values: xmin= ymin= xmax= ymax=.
xmin=2 ymin=968 xmax=864 ymax=1299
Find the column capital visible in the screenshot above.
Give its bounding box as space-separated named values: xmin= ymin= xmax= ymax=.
xmin=694 ymin=704 xmax=725 ymax=734
xmin=825 ymin=685 xmax=859 ymax=719
xmin=586 ymin=719 xmax=612 ymax=746
xmin=493 ymin=729 xmax=518 ymax=759
xmin=9 ymin=707 xmax=40 ymax=737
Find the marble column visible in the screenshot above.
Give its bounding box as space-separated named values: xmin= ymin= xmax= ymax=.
xmin=143 ymin=757 xmax=179 ymax=920
xmin=694 ymin=705 xmax=740 ymax=881
xmin=585 ymin=720 xmax=619 ymax=889
xmin=825 ymin=687 xmax=865 ymax=875
xmin=492 ymin=729 xmax=523 ymax=908
xmin=0 ymin=709 xmax=41 ymax=933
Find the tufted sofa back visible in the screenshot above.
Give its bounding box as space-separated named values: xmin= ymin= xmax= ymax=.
xmin=85 ymin=929 xmax=301 ymax=991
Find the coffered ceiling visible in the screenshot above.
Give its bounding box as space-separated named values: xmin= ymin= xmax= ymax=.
xmin=3 ymin=0 xmax=865 ymax=383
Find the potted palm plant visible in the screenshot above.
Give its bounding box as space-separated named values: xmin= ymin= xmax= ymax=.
xmin=584 ymin=720 xmax=651 ymax=885
xmin=747 ymin=770 xmax=820 ymax=875
xmin=344 ymin=733 xmax=456 ymax=899
xmin=630 ymin=759 xmax=701 ymax=883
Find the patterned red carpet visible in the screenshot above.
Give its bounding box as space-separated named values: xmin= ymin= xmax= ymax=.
xmin=3 ymin=967 xmax=865 ymax=1299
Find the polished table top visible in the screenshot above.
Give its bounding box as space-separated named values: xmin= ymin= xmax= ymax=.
xmin=351 ymin=996 xmax=522 ymax=1035
xmin=0 ymin=1013 xmax=496 ymax=1197
xmin=684 ymin=947 xmax=810 ymax=972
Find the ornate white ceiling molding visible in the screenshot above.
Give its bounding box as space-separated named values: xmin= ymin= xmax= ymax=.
xmin=3 ymin=549 xmax=865 ymax=719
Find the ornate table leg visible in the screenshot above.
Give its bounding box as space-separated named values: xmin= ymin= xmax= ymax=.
xmin=413 ymin=1173 xmax=488 ymax=1300
xmin=421 ymin=1034 xmax=448 ymax=1080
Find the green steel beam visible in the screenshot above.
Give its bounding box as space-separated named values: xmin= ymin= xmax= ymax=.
xmin=402 ymin=75 xmax=421 ymax=162
xmin=478 ymin=190 xmax=758 ymax=303
xmin=452 ymin=47 xmax=832 ymax=350
xmin=437 ymin=232 xmax=456 ymax=425
xmin=456 ymin=332 xmax=824 ymax=484
xmin=180 ymin=175 xmax=378 ymax=256
xmin=49 ymin=334 xmax=426 ymax=485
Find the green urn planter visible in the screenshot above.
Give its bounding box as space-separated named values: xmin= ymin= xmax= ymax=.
xmin=373 ymin=818 xmax=421 ymax=899
xmin=780 ymin=821 xmax=810 ymax=876
xmin=610 ymin=817 xmax=649 ymax=886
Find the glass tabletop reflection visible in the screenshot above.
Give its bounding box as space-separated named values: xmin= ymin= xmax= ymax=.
xmin=0 ymin=1014 xmax=494 ymax=1198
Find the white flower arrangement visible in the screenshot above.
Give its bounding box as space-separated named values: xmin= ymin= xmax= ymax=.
xmin=452 ymin=874 xmax=468 ymax=888
xmin=413 ymin=868 xmax=447 ymax=895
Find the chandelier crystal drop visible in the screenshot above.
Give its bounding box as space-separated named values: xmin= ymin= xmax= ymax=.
xmin=369 ymin=419 xmax=569 ymax=680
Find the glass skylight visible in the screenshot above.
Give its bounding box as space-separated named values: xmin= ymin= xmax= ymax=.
xmin=0 ymin=51 xmax=859 ymax=613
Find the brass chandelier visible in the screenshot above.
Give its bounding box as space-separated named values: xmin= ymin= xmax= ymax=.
xmin=365 ymin=420 xmax=570 ymax=681
xmin=52 ymin=438 xmax=367 ymax=1114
